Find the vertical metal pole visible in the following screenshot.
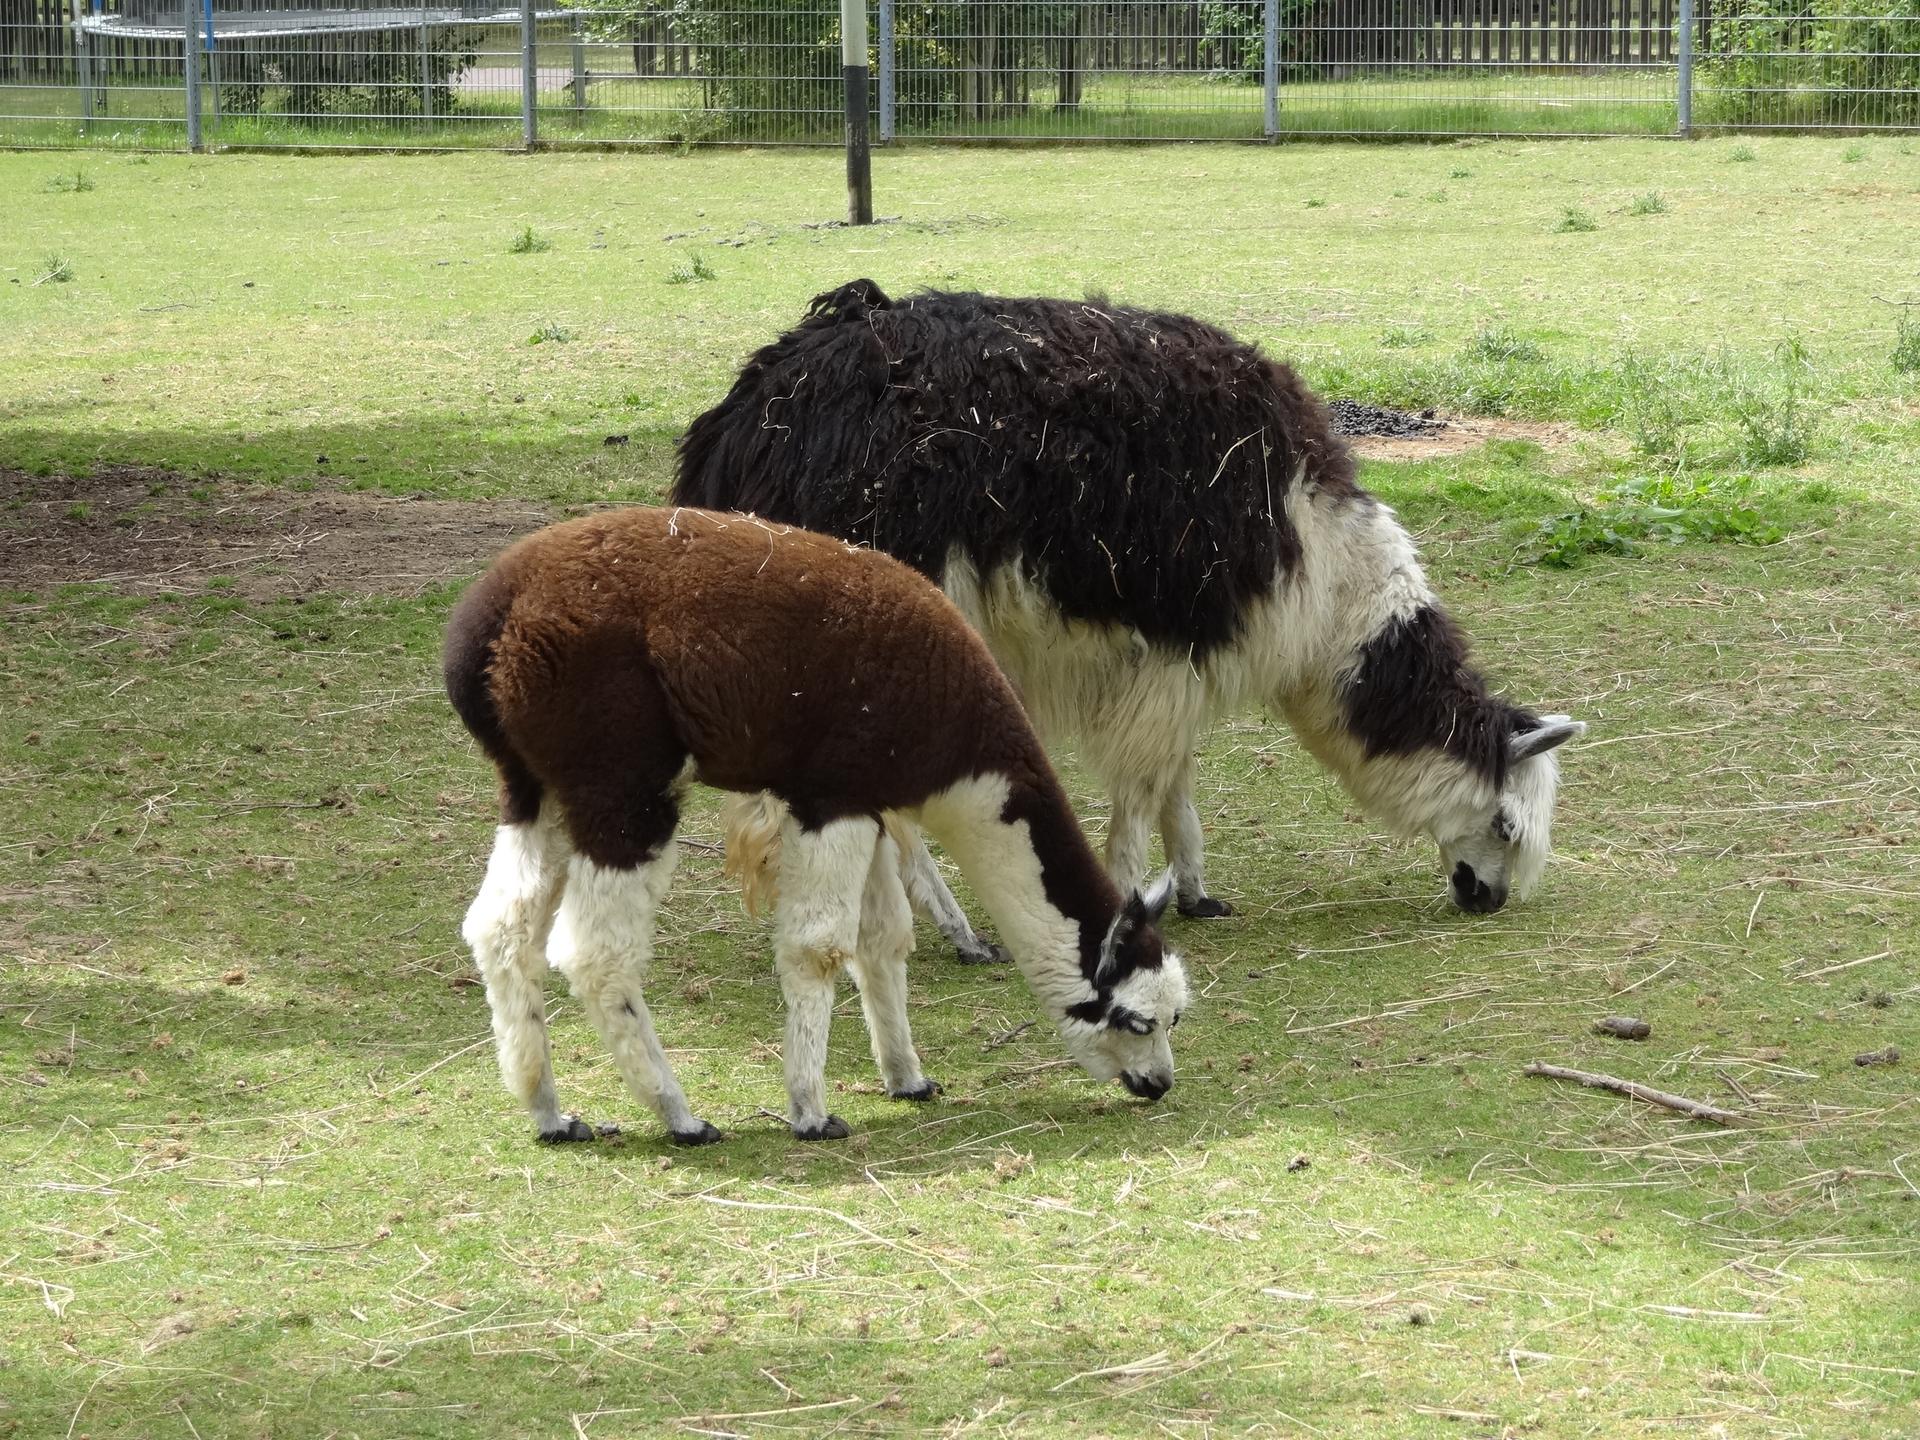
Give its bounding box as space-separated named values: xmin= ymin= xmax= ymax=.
xmin=520 ymin=0 xmax=537 ymax=149
xmin=570 ymin=12 xmax=585 ymax=116
xmin=877 ymin=0 xmax=894 ymax=144
xmin=1262 ymin=0 xmax=1278 ymax=138
xmin=1676 ymin=0 xmax=1693 ymax=137
xmin=421 ymin=7 xmax=434 ymax=121
xmin=841 ymin=0 xmax=872 ymax=223
xmin=183 ymin=0 xmax=202 ymax=150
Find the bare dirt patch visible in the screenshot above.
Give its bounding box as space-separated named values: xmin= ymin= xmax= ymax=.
xmin=1344 ymin=415 xmax=1580 ymax=462
xmin=0 ymin=468 xmax=553 ymax=600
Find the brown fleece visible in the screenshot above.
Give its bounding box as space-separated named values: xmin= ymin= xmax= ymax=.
xmin=444 ymin=506 xmax=1123 ymax=945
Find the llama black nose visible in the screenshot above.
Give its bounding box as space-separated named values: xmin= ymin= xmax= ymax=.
xmin=1450 ymin=862 xmax=1507 ymax=914
xmin=1121 ymin=1071 xmax=1170 ymax=1102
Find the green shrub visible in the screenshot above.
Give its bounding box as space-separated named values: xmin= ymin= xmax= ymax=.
xmin=1697 ymin=0 xmax=1920 ymax=128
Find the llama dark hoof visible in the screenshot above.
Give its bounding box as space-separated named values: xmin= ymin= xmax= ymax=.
xmin=1177 ymin=895 xmax=1234 ymax=919
xmin=889 ymin=1079 xmax=941 ymax=1102
xmin=668 ymin=1120 xmax=724 ymax=1147
xmin=954 ymin=938 xmax=1012 ymax=965
xmin=537 ymin=1115 xmax=608 ymax=1144
xmin=793 ymin=1115 xmax=852 ymax=1142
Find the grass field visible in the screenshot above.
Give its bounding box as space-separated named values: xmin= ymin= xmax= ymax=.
xmin=3 ymin=141 xmax=1919 ymax=1438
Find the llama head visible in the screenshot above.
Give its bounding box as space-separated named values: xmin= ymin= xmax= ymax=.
xmin=1434 ymin=714 xmax=1585 ymax=913
xmin=1059 ymin=871 xmax=1190 ymax=1100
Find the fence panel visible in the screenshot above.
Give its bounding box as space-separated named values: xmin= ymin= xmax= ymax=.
xmin=3 ymin=0 xmax=1918 ymax=148
xmin=3 ymin=0 xmax=191 ymax=147
xmin=1693 ymin=6 xmax=1920 ymax=131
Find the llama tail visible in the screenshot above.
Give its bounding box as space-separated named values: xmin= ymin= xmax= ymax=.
xmin=443 ymin=568 xmax=543 ymax=825
xmin=721 ymin=792 xmax=916 ymax=917
xmin=721 ymin=793 xmax=786 ymax=917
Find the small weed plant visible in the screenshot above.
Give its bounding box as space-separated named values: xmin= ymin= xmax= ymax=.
xmin=1533 ymin=473 xmax=1788 ymax=567
xmin=1379 ymin=324 xmax=1431 ymax=350
xmin=1629 ymin=191 xmax=1668 ymax=215
xmin=34 ymin=255 xmax=73 ymax=284
xmin=44 ymin=170 xmax=93 ymax=193
xmin=1729 ymin=144 xmax=1757 ymax=162
xmin=667 ymin=254 xmax=716 ymax=285
xmin=527 ymin=323 xmax=573 ymax=344
xmin=507 ymin=226 xmax=551 ymax=254
xmin=1723 ymin=337 xmax=1816 ymax=466
xmin=1554 ymin=207 xmax=1598 ymax=233
xmin=1892 ymin=311 xmax=1920 ymax=373
xmin=1463 ymin=325 xmax=1544 ymax=364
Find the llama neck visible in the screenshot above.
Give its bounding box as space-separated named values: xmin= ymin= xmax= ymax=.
xmin=916 ymin=772 xmax=1115 ymax=1018
xmin=1254 ymin=487 xmax=1510 ymax=835
xmin=1278 ymin=607 xmax=1512 ymax=840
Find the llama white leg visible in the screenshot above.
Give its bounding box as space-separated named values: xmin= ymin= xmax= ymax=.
xmin=772 ymin=815 xmax=878 ymax=1140
xmin=848 ymin=834 xmax=936 ymax=1101
xmin=1158 ymin=763 xmax=1233 ymax=918
xmin=899 ymin=826 xmax=1009 ymax=966
xmin=461 ymin=813 xmax=579 ymax=1141
xmin=1105 ymin=779 xmax=1160 ymax=895
xmin=548 ymin=843 xmax=721 ymax=1146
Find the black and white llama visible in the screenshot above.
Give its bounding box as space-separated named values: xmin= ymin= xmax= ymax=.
xmin=673 ymin=281 xmax=1584 ymax=961
xmin=445 ymin=505 xmax=1189 ymax=1145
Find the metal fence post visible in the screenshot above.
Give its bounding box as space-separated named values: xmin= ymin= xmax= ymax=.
xmin=1677 ymin=0 xmax=1694 ymax=137
xmin=877 ymin=0 xmax=894 ymax=144
xmin=1262 ymin=0 xmax=1278 ymax=138
xmin=570 ymin=12 xmax=586 ymax=117
xmin=182 ymin=0 xmax=202 ymax=150
xmin=421 ymin=6 xmax=435 ymax=121
xmin=520 ymin=0 xmax=537 ymax=149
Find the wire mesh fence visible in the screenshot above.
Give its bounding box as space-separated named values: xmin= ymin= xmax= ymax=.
xmin=3 ymin=0 xmax=1916 ymax=148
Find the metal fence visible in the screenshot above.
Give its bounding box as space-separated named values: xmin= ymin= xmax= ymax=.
xmin=4 ymin=0 xmax=1917 ymax=147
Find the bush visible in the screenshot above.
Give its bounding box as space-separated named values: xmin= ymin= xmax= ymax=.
xmin=214 ymin=29 xmax=475 ymax=119
xmin=1697 ymin=0 xmax=1920 ymax=128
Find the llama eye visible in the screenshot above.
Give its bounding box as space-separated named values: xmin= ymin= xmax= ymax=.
xmin=1109 ymin=1007 xmax=1154 ymax=1036
xmin=1168 ymin=1012 xmax=1182 ymax=1030
xmin=1492 ymin=811 xmax=1513 ymax=842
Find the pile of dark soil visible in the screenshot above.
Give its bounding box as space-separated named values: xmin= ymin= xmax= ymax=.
xmin=1326 ymin=399 xmax=1444 ymax=439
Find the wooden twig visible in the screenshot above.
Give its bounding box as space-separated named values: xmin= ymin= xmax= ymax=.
xmin=983 ymin=1020 xmax=1037 ymax=1051
xmin=1523 ymin=1062 xmax=1745 ymax=1126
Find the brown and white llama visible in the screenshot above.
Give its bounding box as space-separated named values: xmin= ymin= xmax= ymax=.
xmin=444 ymin=505 xmax=1190 ymax=1145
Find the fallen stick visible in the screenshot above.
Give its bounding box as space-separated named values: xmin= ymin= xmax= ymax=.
xmin=1523 ymin=1062 xmax=1744 ymax=1126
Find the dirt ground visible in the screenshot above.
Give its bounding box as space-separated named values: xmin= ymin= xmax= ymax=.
xmin=0 ymin=468 xmax=554 ymax=601
xmin=0 ymin=410 xmax=1569 ymax=598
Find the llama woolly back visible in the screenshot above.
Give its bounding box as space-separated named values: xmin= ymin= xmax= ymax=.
xmin=444 ymin=505 xmax=1189 ymax=1145
xmin=674 ymin=280 xmax=1584 ymax=958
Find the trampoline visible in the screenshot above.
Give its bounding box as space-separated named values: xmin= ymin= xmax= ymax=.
xmin=72 ymin=0 xmax=582 ymax=125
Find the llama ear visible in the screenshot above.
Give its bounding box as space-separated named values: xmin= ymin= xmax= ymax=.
xmin=1138 ymin=869 xmax=1176 ymax=923
xmin=1097 ymin=872 xmax=1175 ymax=988
xmin=1510 ymin=715 xmax=1586 ymax=763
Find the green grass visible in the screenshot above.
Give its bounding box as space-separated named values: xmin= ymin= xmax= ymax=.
xmin=4 ymin=140 xmax=1918 ymax=501
xmin=3 ymin=142 xmax=1920 ymax=1437
xmin=0 ymin=69 xmax=1681 ymax=151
